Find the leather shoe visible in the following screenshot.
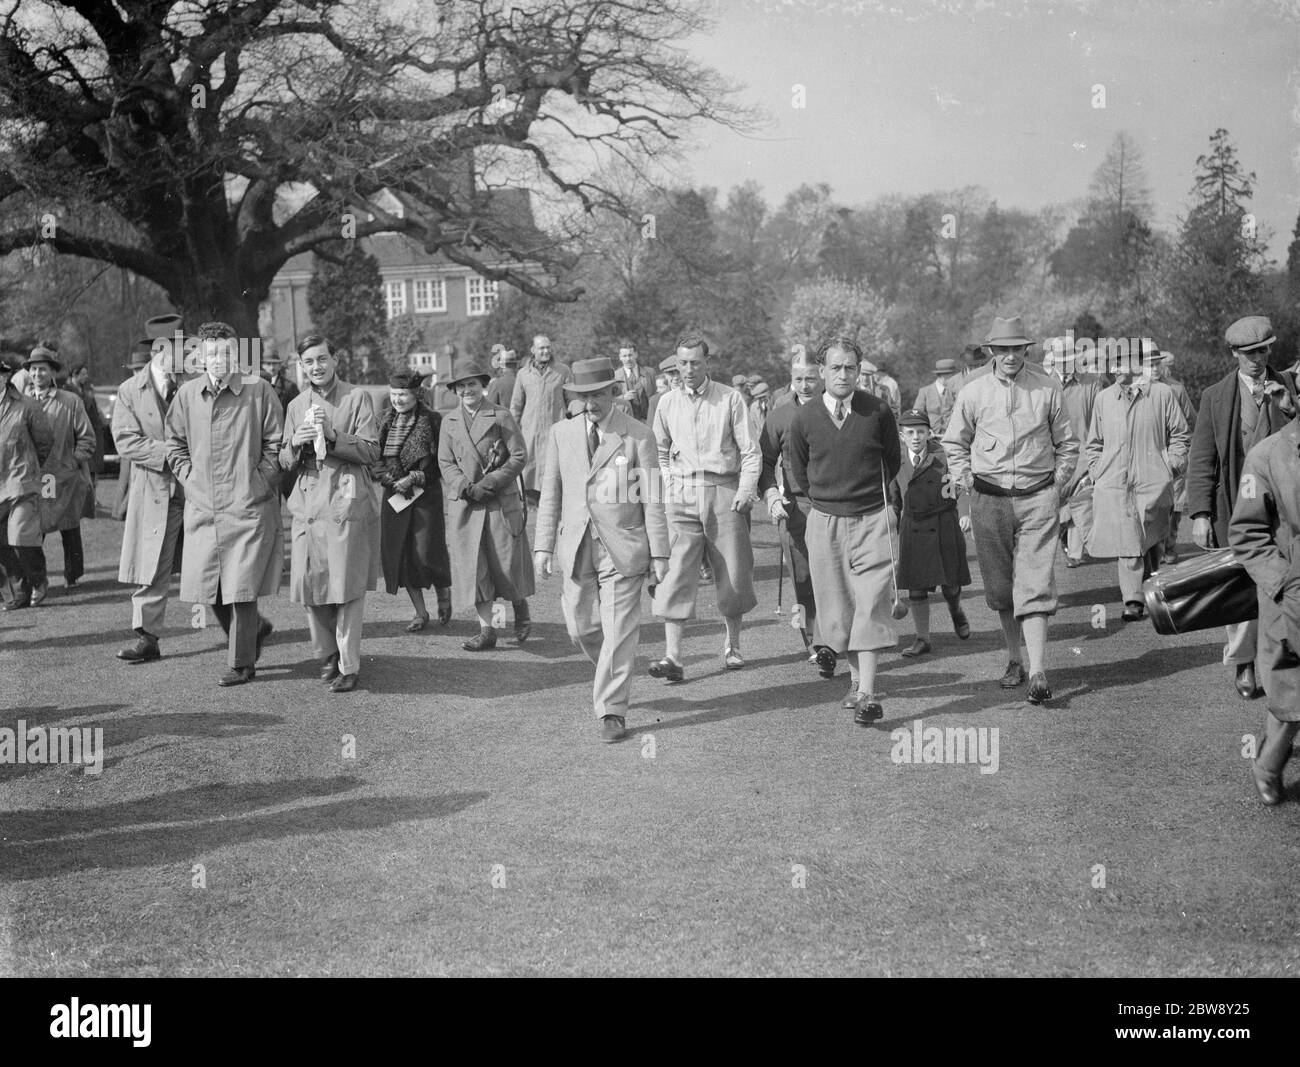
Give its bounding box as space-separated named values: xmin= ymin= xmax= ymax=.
xmin=1235 ymin=662 xmax=1263 ymax=700
xmin=950 ymin=606 xmax=971 ymax=640
xmin=813 ymin=645 xmax=838 ymax=678
xmin=255 ymin=618 xmax=273 ymax=661
xmin=513 ymin=601 xmax=531 ymax=642
xmin=1000 ymin=661 xmax=1027 ymax=688
xmin=30 ymin=579 xmax=49 ymax=606
xmin=218 ymin=666 xmax=255 ymax=686
xmin=117 ymin=636 xmax=161 ymax=664
xmin=599 ymin=715 xmax=626 ymax=743
xmin=320 ymin=653 xmax=340 ymax=682
xmin=1252 ymin=761 xmax=1285 ymax=806
xmin=1121 ymin=601 xmax=1145 ymax=622
xmin=463 ymin=627 xmax=497 ymax=652
xmin=723 ymin=646 xmax=744 ymax=669
xmin=1064 ymin=556 xmax=1082 ymax=568
xmin=3 ymin=595 xmax=31 ymax=611
xmin=329 ymin=673 xmax=359 ymax=694
xmin=648 ymin=656 xmax=683 ymax=682
xmin=1027 ymin=671 xmax=1052 ymax=705
xmin=901 ymin=637 xmax=931 ymax=659
xmin=842 ymin=682 xmax=860 ymax=710
xmin=852 ymin=693 xmax=884 ymax=726
xmin=405 ymin=613 xmax=430 ymax=633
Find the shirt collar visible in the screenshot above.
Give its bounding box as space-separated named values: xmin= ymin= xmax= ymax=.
xmin=823 ymin=391 xmax=851 ymax=416
xmin=687 ymin=377 xmax=711 ymax=399
xmin=203 ymin=371 xmax=244 ymax=396
xmin=309 ymin=376 xmax=340 ymax=402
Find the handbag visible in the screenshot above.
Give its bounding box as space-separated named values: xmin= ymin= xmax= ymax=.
xmin=1142 ymin=547 xmax=1258 ymax=636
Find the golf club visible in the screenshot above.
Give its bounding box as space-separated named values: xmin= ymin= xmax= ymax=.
xmin=882 ymin=459 xmax=909 ymax=620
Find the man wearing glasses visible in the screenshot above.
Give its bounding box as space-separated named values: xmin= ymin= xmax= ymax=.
xmin=1187 ymin=316 xmax=1298 ymax=701
xmin=943 ymin=316 xmax=1078 ymax=705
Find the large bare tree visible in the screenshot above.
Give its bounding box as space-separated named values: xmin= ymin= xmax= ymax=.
xmin=0 ymin=0 xmax=743 ymax=334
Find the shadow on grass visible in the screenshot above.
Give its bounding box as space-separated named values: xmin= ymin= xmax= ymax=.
xmin=0 ymin=780 xmax=488 ymax=881
xmin=628 ymin=676 xmax=837 ymax=734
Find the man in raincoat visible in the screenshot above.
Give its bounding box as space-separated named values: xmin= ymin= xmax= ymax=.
xmin=1084 ymin=340 xmax=1190 ymax=621
xmin=280 ymin=335 xmax=380 ymax=693
xmin=509 ymin=334 xmax=570 ymax=500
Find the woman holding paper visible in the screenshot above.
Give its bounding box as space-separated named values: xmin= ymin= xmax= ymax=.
xmin=375 ymin=371 xmax=451 ymax=631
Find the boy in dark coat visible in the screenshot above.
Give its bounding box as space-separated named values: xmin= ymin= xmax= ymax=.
xmin=891 ymin=408 xmax=971 ymax=657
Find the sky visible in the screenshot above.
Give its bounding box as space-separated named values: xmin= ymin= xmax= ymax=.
xmin=678 ymin=0 xmax=1300 ymax=259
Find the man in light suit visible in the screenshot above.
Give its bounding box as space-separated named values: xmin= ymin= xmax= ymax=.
xmin=534 ymin=358 xmax=669 ymax=742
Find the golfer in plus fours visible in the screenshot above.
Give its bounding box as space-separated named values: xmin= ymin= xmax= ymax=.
xmin=943 ymin=315 xmax=1078 ymax=704
xmin=787 ymin=336 xmax=902 ymax=725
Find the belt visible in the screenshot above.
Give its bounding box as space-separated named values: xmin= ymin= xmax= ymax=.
xmin=972 ymin=473 xmax=1055 ymax=498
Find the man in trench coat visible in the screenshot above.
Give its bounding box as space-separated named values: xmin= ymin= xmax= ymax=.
xmin=1084 ymin=342 xmax=1190 ymax=621
xmin=439 ymin=360 xmax=535 ymax=650
xmin=1230 ymin=415 xmax=1300 ymax=806
xmin=1187 ymin=315 xmax=1298 ymax=700
xmin=509 ymin=334 xmax=571 ymax=499
xmin=280 ymin=335 xmax=381 ymax=693
xmin=0 ymin=353 xmax=54 ymax=609
xmin=24 ymin=347 xmax=94 ymax=590
xmin=113 ymin=336 xmax=184 ymax=663
xmin=166 ymin=321 xmax=282 ymax=686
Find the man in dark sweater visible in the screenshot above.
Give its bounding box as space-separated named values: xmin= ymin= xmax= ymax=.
xmin=788 ymin=336 xmax=901 ymax=725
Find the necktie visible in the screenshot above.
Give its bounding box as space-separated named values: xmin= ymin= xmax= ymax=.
xmin=834 ymin=400 xmax=846 ymax=422
xmin=912 ymin=451 xmax=923 ymax=467
xmin=588 ymin=420 xmax=599 ymax=460
xmin=163 ymin=375 xmax=176 ymax=405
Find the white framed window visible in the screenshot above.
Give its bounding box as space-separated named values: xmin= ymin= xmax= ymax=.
xmin=413 ymin=278 xmax=446 ymax=313
xmin=466 ymin=276 xmax=499 ymax=316
xmin=385 ymin=280 xmax=407 ymax=319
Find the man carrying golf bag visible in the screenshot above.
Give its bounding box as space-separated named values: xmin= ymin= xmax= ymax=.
xmin=787 ymin=336 xmax=902 ymax=726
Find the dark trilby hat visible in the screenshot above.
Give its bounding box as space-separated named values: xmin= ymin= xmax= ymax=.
xmin=25 ymin=345 xmax=62 ymax=372
xmin=564 ymin=357 xmax=619 ymax=394
xmin=899 ymin=408 xmax=931 ymax=429
xmin=145 ymin=313 xmax=183 ymax=339
xmin=125 ymin=338 xmax=153 ymax=370
xmin=388 ymin=370 xmax=424 ymax=391
xmin=445 ymin=360 xmax=491 ymax=389
xmin=1225 ymin=315 xmax=1274 ymax=353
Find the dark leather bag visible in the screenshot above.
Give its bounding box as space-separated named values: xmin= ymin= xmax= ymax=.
xmin=1142 ymin=547 xmax=1258 ymax=635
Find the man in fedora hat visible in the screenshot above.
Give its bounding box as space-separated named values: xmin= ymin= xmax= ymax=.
xmin=912 ymin=358 xmax=962 ymax=435
xmin=0 ymin=351 xmax=54 ymax=609
xmin=485 ymin=345 xmax=519 ymax=407
xmin=439 ymin=358 xmax=534 ymax=649
xmin=1044 ymin=338 xmax=1103 ymax=568
xmin=510 ymin=334 xmax=571 ymax=502
xmin=1084 ymin=339 xmax=1190 ymax=621
xmin=166 ymin=321 xmax=282 ymax=687
xmin=112 ymin=334 xmax=186 ymax=663
xmin=788 ymin=336 xmax=902 ymax=723
xmin=280 ymin=334 xmax=380 ymax=693
xmin=1187 ymin=314 xmax=1298 ymax=700
xmin=943 ymin=315 xmax=1078 ymax=705
xmin=857 ymin=359 xmax=901 ymax=420
xmin=649 ymin=334 xmax=760 ymax=679
xmin=260 ymin=344 xmax=299 ymax=414
xmin=534 ymin=358 xmax=669 ymax=742
xmin=24 ymin=346 xmax=95 ymax=592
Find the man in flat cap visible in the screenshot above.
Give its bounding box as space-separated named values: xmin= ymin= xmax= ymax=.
xmin=0 ymin=352 xmax=54 ymax=609
xmin=112 ymin=335 xmax=185 ymax=663
xmin=1187 ymin=315 xmax=1297 ymax=700
xmin=943 ymin=315 xmax=1078 ymax=704
xmin=166 ymin=321 xmax=282 ymax=686
xmin=534 ymin=358 xmax=669 ymax=742
xmin=24 ymin=346 xmax=95 ymax=591
xmin=912 ymin=358 xmax=962 ymax=436
xmin=649 ymin=334 xmax=760 ymax=679
xmin=645 ymin=352 xmax=681 ymax=429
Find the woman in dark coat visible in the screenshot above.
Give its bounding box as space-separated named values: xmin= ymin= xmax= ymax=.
xmin=891 ymin=409 xmax=972 ymax=657
xmin=374 ymin=371 xmax=451 ymax=631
